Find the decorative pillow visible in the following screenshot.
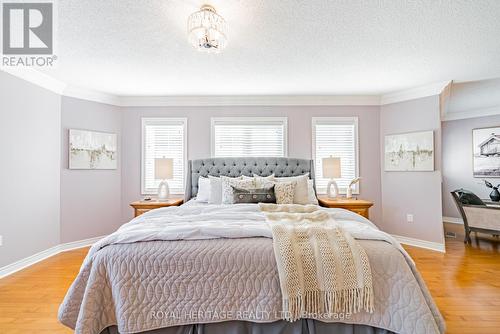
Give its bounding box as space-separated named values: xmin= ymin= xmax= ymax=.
xmin=196 ymin=177 xmax=210 ymax=202
xmin=221 ymin=176 xmax=256 ymax=204
xmin=274 ymin=181 xmax=296 ymax=204
xmin=241 ymin=175 xmax=254 ymax=182
xmin=208 ymin=176 xmax=223 ymax=204
xmin=232 ymin=185 xmax=276 ymax=204
xmin=275 ymin=173 xmax=310 ymax=205
xmin=253 ymin=174 xmax=275 ymax=188
xmin=307 ymin=179 xmax=319 ymax=205
xmin=456 ymin=189 xmax=485 ymax=206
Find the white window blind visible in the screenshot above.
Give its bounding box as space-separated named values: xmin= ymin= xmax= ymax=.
xmin=312 ymin=117 xmax=359 ymax=194
xmin=211 ymin=117 xmax=287 ymax=157
xmin=142 ymin=118 xmax=187 ymax=194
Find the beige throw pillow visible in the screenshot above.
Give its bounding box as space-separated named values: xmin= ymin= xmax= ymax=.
xmin=274 ymin=181 xmax=296 ymax=204
xmin=275 ymin=173 xmax=310 ymax=205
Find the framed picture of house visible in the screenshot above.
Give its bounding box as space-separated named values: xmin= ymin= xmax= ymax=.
xmin=473 ymin=126 xmax=500 ymax=177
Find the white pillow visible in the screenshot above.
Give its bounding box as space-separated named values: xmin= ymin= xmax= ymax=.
xmin=307 ymin=179 xmax=319 ymax=205
xmin=221 ymin=176 xmax=255 ymax=204
xmin=275 ymin=173 xmax=310 ymax=205
xmin=253 ymin=174 xmax=275 ymax=188
xmin=208 ymin=176 xmax=222 ymax=204
xmin=196 ymin=177 xmax=210 ymax=202
xmin=241 ymin=175 xmax=254 ymax=181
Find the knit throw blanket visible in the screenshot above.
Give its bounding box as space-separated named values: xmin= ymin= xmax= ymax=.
xmin=259 ymin=203 xmax=374 ymax=321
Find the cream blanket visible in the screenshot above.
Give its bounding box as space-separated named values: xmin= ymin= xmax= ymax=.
xmin=260 ymin=203 xmax=374 ymax=321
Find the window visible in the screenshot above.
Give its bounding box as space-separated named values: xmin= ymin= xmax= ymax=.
xmin=142 ymin=118 xmax=187 ymax=194
xmin=312 ymin=117 xmax=359 ymax=194
xmin=211 ymin=117 xmax=288 ymax=157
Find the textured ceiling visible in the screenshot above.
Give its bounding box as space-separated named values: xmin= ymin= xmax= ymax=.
xmin=39 ymin=0 xmax=500 ymax=96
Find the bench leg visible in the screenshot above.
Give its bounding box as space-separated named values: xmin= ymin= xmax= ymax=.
xmin=464 ymin=229 xmax=472 ymax=244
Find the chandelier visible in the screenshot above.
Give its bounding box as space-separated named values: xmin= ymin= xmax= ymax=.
xmin=187 ymin=5 xmax=227 ymax=53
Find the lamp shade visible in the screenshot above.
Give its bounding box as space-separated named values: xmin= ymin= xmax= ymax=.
xmin=155 ymin=158 xmax=173 ymax=180
xmin=322 ymin=157 xmax=341 ymax=179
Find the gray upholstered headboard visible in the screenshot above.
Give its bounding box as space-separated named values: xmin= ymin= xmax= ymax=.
xmin=185 ymin=157 xmax=315 ymax=201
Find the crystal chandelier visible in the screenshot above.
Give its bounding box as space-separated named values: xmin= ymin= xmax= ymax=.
xmin=187 ymin=5 xmax=227 ymax=53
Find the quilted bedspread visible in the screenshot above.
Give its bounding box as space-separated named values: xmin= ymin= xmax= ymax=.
xmin=58 ymin=204 xmax=445 ymax=334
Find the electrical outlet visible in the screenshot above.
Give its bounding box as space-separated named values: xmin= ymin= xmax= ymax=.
xmin=406 ymin=214 xmax=414 ymax=223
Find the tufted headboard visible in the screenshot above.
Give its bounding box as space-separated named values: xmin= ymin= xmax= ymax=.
xmin=185 ymin=157 xmax=315 ymax=201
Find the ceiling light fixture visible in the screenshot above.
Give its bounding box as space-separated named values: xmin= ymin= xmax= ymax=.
xmin=187 ymin=5 xmax=227 ymax=53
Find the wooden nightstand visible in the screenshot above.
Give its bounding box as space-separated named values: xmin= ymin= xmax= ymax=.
xmin=130 ymin=198 xmax=183 ymax=217
xmin=318 ymin=197 xmax=373 ymax=219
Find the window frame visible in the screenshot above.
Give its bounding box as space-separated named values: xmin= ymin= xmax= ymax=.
xmin=312 ymin=116 xmax=360 ymax=195
xmin=141 ymin=117 xmax=188 ymax=195
xmin=210 ymin=117 xmax=289 ymax=157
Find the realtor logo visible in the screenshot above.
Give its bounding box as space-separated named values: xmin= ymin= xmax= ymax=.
xmin=2 ymin=1 xmax=56 ymax=67
xmin=3 ymin=2 xmax=53 ymax=54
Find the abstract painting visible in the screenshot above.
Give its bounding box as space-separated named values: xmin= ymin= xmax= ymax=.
xmin=384 ymin=130 xmax=434 ymax=172
xmin=69 ymin=129 xmax=117 ymax=169
xmin=473 ymin=126 xmax=500 ymax=177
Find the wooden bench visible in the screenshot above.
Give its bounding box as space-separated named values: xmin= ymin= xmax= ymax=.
xmin=451 ymin=190 xmax=500 ymax=244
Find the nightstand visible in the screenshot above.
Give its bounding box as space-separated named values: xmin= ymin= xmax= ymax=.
xmin=130 ymin=198 xmax=183 ymax=217
xmin=318 ymin=197 xmax=373 ymax=219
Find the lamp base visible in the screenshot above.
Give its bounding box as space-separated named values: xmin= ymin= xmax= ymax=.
xmin=157 ymin=180 xmax=170 ymax=202
xmin=326 ymin=179 xmax=339 ymax=199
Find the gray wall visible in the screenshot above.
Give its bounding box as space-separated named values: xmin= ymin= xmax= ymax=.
xmin=0 ymin=72 xmax=61 ymax=267
xmin=121 ymin=106 xmax=382 ymax=224
xmin=1 ymin=71 xmax=455 ymax=268
xmin=380 ymin=96 xmax=445 ymax=244
xmin=60 ymin=97 xmax=123 ymax=243
xmin=442 ymin=114 xmax=500 ymax=218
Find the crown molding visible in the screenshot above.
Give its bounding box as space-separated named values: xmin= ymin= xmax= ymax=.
xmin=443 ymin=105 xmax=500 ymax=121
xmin=439 ymin=81 xmax=453 ymax=120
xmin=117 ymin=95 xmax=381 ymax=107
xmin=380 ymin=81 xmax=452 ymax=105
xmin=4 ymin=69 xmax=458 ymax=107
xmin=63 ymin=85 xmax=122 ymax=106
xmin=1 ymin=68 xmax=67 ymax=95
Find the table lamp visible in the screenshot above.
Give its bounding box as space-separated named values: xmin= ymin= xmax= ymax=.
xmin=155 ymin=157 xmax=173 ymax=201
xmin=322 ymin=157 xmax=342 ymax=199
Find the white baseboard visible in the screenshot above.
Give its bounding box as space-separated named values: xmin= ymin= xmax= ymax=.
xmin=58 ymin=235 xmax=104 ymax=252
xmin=443 ymin=216 xmax=463 ymax=225
xmin=392 ymin=234 xmax=446 ymax=253
xmin=0 ymin=235 xmax=104 ymax=279
xmin=0 ymin=232 xmax=447 ymax=278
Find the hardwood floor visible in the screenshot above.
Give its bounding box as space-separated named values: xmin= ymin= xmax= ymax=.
xmin=0 ymin=237 xmax=499 ymax=334
xmin=405 ymin=234 xmax=500 ymax=334
xmin=0 ymin=248 xmax=88 ymax=334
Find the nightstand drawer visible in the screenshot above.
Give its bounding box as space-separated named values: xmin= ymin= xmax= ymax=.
xmin=317 ymin=197 xmax=373 ymax=219
xmin=134 ymin=208 xmax=151 ymax=217
xmin=349 ymin=208 xmax=369 ymax=218
xmin=130 ymin=198 xmax=183 ymax=218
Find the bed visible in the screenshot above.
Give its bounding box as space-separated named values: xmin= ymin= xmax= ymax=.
xmin=59 ymin=157 xmax=445 ymax=334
